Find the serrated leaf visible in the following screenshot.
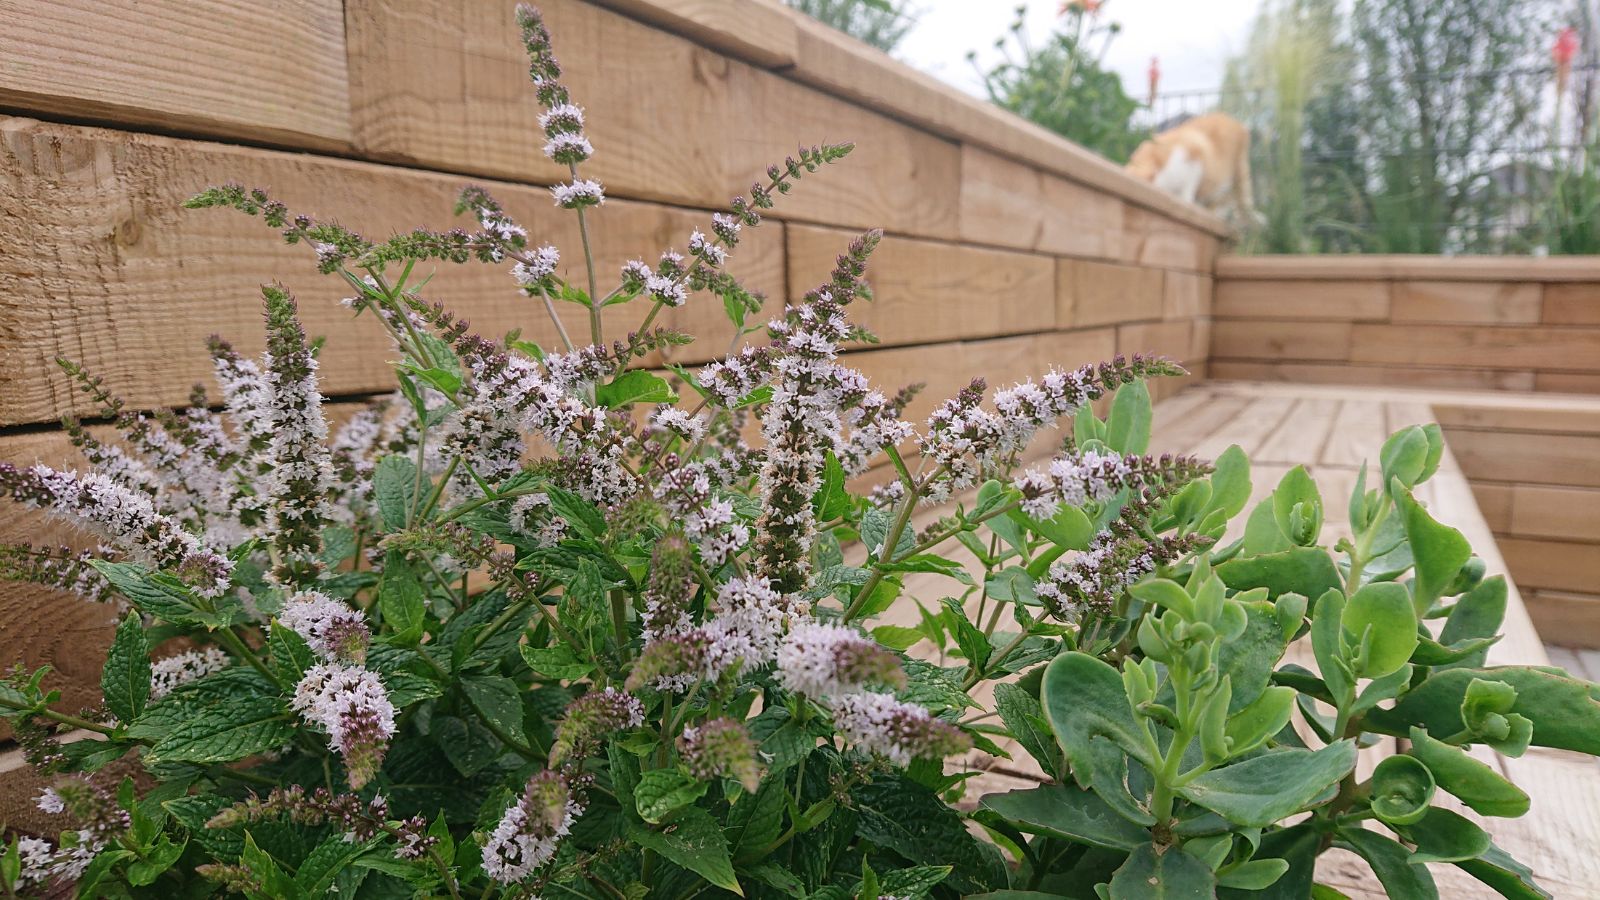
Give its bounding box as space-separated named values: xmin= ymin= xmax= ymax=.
xmin=520 ymin=644 xmax=594 ymax=680
xmin=462 ymin=675 xmax=525 ymax=740
xmin=374 ymin=455 xmax=419 ymax=530
xmin=91 ymin=560 xmax=239 ymax=628
xmin=634 ymin=769 xmax=710 ymax=823
xmin=102 ymin=611 xmax=151 ymax=723
xmin=628 ymin=807 xmax=741 ymax=895
xmin=145 ymin=696 xmax=294 ymax=764
xmin=597 ymin=370 xmax=677 ymax=407
xmin=297 ymin=835 xmax=380 ymax=896
xmin=379 ymin=551 xmax=427 ymax=645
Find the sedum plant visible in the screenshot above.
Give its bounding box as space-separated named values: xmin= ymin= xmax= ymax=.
xmin=0 ymin=6 xmax=1596 ymax=900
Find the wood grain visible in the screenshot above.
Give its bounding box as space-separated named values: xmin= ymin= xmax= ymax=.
xmin=0 ymin=116 xmax=785 ymax=426
xmin=0 ymin=0 xmax=351 ymax=150
xmin=343 ymin=0 xmax=963 ymax=240
xmin=1210 ymin=320 xmax=1354 ymax=362
xmin=1213 ymin=279 xmax=1390 ymax=321
xmin=1389 ymin=280 xmax=1542 ymax=324
xmin=1059 ymin=260 xmax=1164 ymax=328
xmin=1208 ymin=360 xmax=1539 ymax=392
xmin=587 ymin=0 xmax=799 ymax=68
xmin=784 ymin=224 xmax=1057 ymax=350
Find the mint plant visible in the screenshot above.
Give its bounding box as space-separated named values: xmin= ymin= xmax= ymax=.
xmin=1 ymin=5 xmax=1596 ymax=900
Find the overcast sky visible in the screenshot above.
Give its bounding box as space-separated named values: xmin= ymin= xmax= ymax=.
xmin=897 ymin=0 xmax=1266 ymax=105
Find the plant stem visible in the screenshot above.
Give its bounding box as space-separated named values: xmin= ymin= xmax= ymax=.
xmin=539 ymin=286 xmax=576 ymax=353
xmin=842 ymin=481 xmax=923 ymax=622
xmin=0 ymin=697 xmax=114 ymax=736
xmin=570 ymin=163 xmax=602 ymax=347
xmin=215 ymin=627 xmax=283 ymax=689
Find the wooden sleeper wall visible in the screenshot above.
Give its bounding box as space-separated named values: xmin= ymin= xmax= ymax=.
xmin=1211 ymin=256 xmax=1600 ymax=393
xmin=0 ymin=0 xmax=1224 ymax=796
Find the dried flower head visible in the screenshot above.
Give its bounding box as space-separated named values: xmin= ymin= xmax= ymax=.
xmin=678 ymin=718 xmax=763 ymax=792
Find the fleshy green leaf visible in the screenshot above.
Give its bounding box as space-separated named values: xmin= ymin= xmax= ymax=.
xmin=1040 ymin=652 xmax=1156 ymax=770
xmin=1337 ymin=827 xmax=1438 ymax=900
xmin=977 ymin=785 xmax=1149 ymax=851
xmin=1454 ymin=842 xmax=1551 ymax=899
xmin=1105 ymin=381 xmax=1152 ymax=455
xmin=1217 ymin=546 xmax=1341 ymax=601
xmin=1404 ymin=727 xmax=1528 ymax=818
xmin=1394 ymin=484 xmax=1471 ymax=613
xmin=1108 ymin=844 xmax=1215 ymax=899
xmin=1178 ymin=741 xmax=1357 ymax=827
xmin=1368 ymin=667 xmax=1600 ymax=755
xmin=1400 ymin=807 xmax=1491 ymax=864
xmin=1370 ymin=755 xmax=1434 ymax=825
xmin=1341 ymin=581 xmax=1418 ymax=679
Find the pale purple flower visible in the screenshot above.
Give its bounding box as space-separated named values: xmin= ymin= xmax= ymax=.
xmin=831 ymin=691 xmax=971 ymax=767
xmin=292 ymin=664 xmax=396 ymax=789
xmin=776 ymin=621 xmax=905 ymax=698
xmin=512 ymin=245 xmax=561 ymax=287
xmin=279 ymin=590 xmax=371 ymax=663
xmin=482 ymin=771 xmax=579 ymax=884
xmin=550 ymin=178 xmax=605 ymax=208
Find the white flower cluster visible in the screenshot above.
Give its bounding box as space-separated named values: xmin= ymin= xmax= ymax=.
xmin=509 ymin=491 xmax=568 ymax=548
xmin=649 ymin=408 xmax=706 ymax=444
xmin=838 ymin=390 xmax=916 ymax=476
xmin=512 ymin=244 xmax=561 ymax=287
xmin=212 ymin=344 xmax=274 ymax=445
xmin=477 ymin=209 xmax=528 ymax=245
xmin=291 ymin=663 xmax=396 ymax=788
xmin=686 ymin=497 xmax=750 ymax=568
xmin=482 ymin=795 xmax=577 ymax=883
xmin=149 ymin=646 xmax=232 ymax=700
xmin=550 ymin=178 xmax=605 ymax=208
xmin=775 ymin=621 xmax=899 ymax=698
xmin=3 ymin=464 xmax=232 ymax=596
xmin=688 ymin=229 xmax=727 ymax=265
xmin=701 ymin=576 xmax=802 ymax=680
xmin=831 ymin=691 xmax=968 ymax=767
xmin=539 ymin=102 xmax=584 ymax=133
xmin=1013 ymin=449 xmax=1134 ymax=519
xmin=279 ymin=589 xmax=371 ymax=663
xmin=652 ymin=450 xmax=753 ymax=569
xmin=698 ymin=347 xmax=773 ymax=406
xmin=263 ymin=351 xmax=334 ymax=526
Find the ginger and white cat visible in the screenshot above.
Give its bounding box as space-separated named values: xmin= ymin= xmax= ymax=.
xmin=1125 ymin=112 xmax=1260 ymax=227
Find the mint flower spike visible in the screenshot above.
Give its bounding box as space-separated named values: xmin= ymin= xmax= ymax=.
xmin=754 ymin=230 xmax=882 ymax=594
xmin=549 ymin=686 xmax=645 ymax=766
xmin=290 ymin=663 xmax=396 ymax=790
xmin=149 ymin=646 xmax=231 ymax=700
xmin=278 ymin=589 xmax=371 ymax=663
xmin=776 ymin=621 xmax=907 ymax=698
xmin=679 ymin=718 xmax=764 ymax=793
xmin=0 ymin=542 xmax=114 ymax=605
xmin=482 ymin=770 xmax=580 ymax=885
xmin=260 ymin=285 xmax=334 ymax=588
xmin=0 ymin=462 xmax=232 ymax=597
xmin=831 ymin=691 xmax=972 ymax=767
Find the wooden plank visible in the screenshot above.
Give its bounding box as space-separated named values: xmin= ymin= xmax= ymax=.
xmin=1163 ymin=271 xmax=1209 ymax=320
xmin=1507 ymin=485 xmax=1600 ymax=541
xmin=0 ymin=0 xmax=351 ymax=150
xmin=1213 ymin=279 xmax=1390 ymax=321
xmin=1348 ymin=323 xmax=1600 ymax=371
xmin=1469 ymin=482 xmax=1515 ymax=533
xmin=1122 ymin=206 xmax=1219 ymax=273
xmin=1533 ymin=370 xmax=1600 ymax=394
xmin=1189 ymin=395 xmax=1296 ymax=461
xmin=1492 ymin=750 xmax=1600 ymax=895
xmin=1217 ymin=253 xmax=1600 ymax=282
xmin=1499 ymin=537 xmax=1600 ymax=594
xmin=784 ymin=224 xmax=1057 ymax=350
xmin=1430 ymin=401 xmax=1600 ymax=435
xmin=1210 ymin=320 xmax=1354 ymax=362
xmin=779 ymin=12 xmax=1229 ymax=238
xmin=1443 ymin=430 xmax=1600 ymax=487
xmin=1254 ymin=398 xmax=1341 ymax=467
xmin=957 ymin=146 xmax=1127 ymax=259
xmin=1526 ymin=590 xmax=1600 ymax=649
xmin=1208 ymin=360 xmax=1538 ymax=392
xmin=1389 ymin=280 xmax=1542 ymax=324
xmin=587 ymin=0 xmax=799 ymax=68
xmin=1542 ymin=282 xmax=1600 ymax=325
xmin=1319 ymin=399 xmax=1388 ymax=469
xmin=1151 ymin=391 xmax=1254 ymax=455
xmin=343 ymin=0 xmax=963 ymax=240
xmin=1058 ymin=260 xmax=1164 ymax=328
xmin=0 ymin=116 xmax=785 ymax=426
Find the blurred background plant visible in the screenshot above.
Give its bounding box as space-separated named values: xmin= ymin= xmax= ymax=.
xmin=968 ymin=2 xmax=1148 ymax=162
xmin=786 ymin=0 xmax=918 ymax=53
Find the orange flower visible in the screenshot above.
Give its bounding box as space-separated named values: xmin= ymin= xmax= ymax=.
xmin=1060 ymin=0 xmax=1104 ymax=15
